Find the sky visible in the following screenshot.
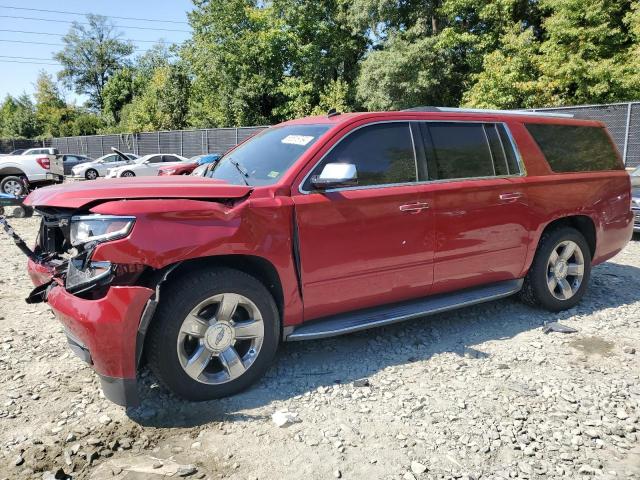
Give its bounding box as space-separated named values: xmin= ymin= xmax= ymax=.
xmin=0 ymin=0 xmax=193 ymax=104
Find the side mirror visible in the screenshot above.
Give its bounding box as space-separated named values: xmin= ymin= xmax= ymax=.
xmin=311 ymin=163 xmax=358 ymax=190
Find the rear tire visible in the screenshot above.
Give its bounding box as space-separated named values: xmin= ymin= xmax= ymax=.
xmin=1 ymin=176 xmax=27 ymax=196
xmin=520 ymin=227 xmax=591 ymax=311
xmin=146 ymin=267 xmax=280 ymax=401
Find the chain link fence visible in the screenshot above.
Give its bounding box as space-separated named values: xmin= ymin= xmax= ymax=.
xmin=1 ymin=102 xmax=638 ymax=167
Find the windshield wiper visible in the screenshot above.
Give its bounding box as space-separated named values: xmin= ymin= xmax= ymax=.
xmin=230 ymin=159 xmax=250 ymax=186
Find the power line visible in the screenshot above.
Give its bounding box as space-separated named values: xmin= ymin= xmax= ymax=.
xmin=0 ymin=29 xmax=178 ymax=44
xmin=0 ymin=14 xmax=191 ymax=33
xmin=0 ymin=4 xmax=190 ymax=25
xmin=0 ymin=55 xmax=57 ymax=61
xmin=0 ymin=59 xmax=60 ymax=65
xmin=0 ymin=39 xmax=147 ymax=50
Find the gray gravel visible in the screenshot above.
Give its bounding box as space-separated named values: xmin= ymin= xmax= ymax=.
xmin=0 ymin=217 xmax=638 ymax=479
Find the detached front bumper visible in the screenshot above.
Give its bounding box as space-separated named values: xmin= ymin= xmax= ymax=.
xmin=27 ymin=259 xmax=153 ymax=406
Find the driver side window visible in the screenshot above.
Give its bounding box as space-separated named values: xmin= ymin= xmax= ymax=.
xmin=147 ymin=155 xmax=162 ymax=163
xmin=305 ymin=122 xmax=417 ymax=190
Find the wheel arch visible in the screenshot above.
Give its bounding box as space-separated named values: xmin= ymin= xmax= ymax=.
xmin=0 ymin=167 xmax=27 ymax=177
xmin=135 ymin=254 xmax=284 ymax=367
xmin=538 ymin=215 xmax=597 ymax=259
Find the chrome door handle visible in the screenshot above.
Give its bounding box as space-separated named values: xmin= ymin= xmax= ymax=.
xmin=399 ymin=202 xmax=430 ymax=213
xmin=499 ymin=192 xmax=524 ymax=202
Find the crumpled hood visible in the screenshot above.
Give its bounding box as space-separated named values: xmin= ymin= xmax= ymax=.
xmin=25 ymin=176 xmax=252 ymax=209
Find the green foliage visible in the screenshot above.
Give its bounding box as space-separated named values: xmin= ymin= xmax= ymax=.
xmin=0 ymin=94 xmax=39 ymax=139
xmin=122 ymin=65 xmax=191 ymax=132
xmin=466 ymin=0 xmax=640 ymax=108
xmin=55 ymin=14 xmax=134 ymax=110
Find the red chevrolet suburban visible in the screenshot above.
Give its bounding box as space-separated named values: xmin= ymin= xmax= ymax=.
xmin=20 ymin=108 xmax=633 ymax=406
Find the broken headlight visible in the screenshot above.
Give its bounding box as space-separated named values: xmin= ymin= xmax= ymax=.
xmin=70 ymin=215 xmax=135 ymax=247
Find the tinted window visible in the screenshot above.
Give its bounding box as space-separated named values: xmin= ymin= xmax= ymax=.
xmin=424 ymin=123 xmax=495 ymax=179
xmin=209 ymin=124 xmax=330 ymax=186
xmin=307 ymin=122 xmax=416 ymax=189
xmin=146 ymin=155 xmax=162 ymax=163
xmin=163 ymin=155 xmax=179 ymax=162
xmin=497 ymin=125 xmax=520 ymax=174
xmin=525 ymin=124 xmax=622 ymax=172
xmin=484 ymin=124 xmax=520 ymax=176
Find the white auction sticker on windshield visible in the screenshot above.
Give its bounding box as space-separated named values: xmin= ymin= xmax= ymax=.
xmin=281 ymin=135 xmax=314 ymax=146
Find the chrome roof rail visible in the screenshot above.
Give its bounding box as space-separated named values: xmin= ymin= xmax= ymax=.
xmin=402 ymin=106 xmax=574 ymax=118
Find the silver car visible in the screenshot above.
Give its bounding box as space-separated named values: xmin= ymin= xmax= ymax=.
xmin=71 ymin=148 xmax=138 ymax=180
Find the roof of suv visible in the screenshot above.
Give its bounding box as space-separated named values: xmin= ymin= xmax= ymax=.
xmin=281 ymin=108 xmax=604 ymax=129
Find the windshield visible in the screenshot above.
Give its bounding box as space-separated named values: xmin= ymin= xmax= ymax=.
xmin=207 ymin=124 xmax=331 ymax=186
xmin=632 ymin=166 xmax=640 ymax=176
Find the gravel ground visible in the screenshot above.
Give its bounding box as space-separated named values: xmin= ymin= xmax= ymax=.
xmin=0 ymin=216 xmax=638 ymax=480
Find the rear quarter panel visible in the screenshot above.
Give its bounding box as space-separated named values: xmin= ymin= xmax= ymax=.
xmin=509 ymin=121 xmax=633 ymax=272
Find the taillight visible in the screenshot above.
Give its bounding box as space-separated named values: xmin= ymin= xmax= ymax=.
xmin=36 ymin=157 xmax=50 ymax=170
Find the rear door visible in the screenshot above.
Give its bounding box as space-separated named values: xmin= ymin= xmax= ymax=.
xmin=293 ymin=121 xmax=435 ymax=320
xmin=418 ymin=122 xmax=530 ymax=293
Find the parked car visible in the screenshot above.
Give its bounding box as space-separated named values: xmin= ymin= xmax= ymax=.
xmin=158 ymin=154 xmax=221 ymax=176
xmin=71 ymin=148 xmax=138 ymax=180
xmin=61 ymin=154 xmax=92 ymax=175
xmin=106 ymin=153 xmax=189 ymax=177
xmin=0 ymin=148 xmax=63 ymax=195
xmin=632 ymin=184 xmax=640 ymax=233
xmin=631 ymin=165 xmax=640 ymax=187
xmin=17 ymin=108 xmax=633 ymax=406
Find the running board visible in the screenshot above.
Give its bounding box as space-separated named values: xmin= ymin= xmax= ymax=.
xmin=286 ymin=279 xmax=523 ymax=341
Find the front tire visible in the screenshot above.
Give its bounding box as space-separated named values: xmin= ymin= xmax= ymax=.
xmin=121 ymin=171 xmax=135 ymax=177
xmin=85 ymin=168 xmax=98 ymax=180
xmin=146 ymin=268 xmax=280 ymax=401
xmin=520 ymin=227 xmax=591 ymax=311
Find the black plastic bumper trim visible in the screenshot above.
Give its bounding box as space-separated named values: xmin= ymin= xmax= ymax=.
xmin=98 ymin=375 xmax=140 ymax=407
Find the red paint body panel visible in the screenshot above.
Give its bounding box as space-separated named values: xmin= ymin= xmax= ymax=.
xmin=293 ymin=184 xmax=435 ymax=320
xmin=24 ymin=110 xmax=633 ymax=393
xmin=47 ymin=285 xmax=153 ymax=378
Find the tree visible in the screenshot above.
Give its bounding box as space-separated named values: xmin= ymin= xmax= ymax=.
xmin=102 ymin=68 xmax=135 ymax=125
xmin=33 ymin=71 xmax=77 ymax=137
xmin=122 ymin=65 xmax=190 ymax=132
xmin=357 ymin=30 xmax=464 ymax=110
xmin=55 ymin=14 xmax=134 ymax=110
xmin=465 ymin=0 xmax=640 ymax=108
xmin=0 ymin=94 xmax=39 ymax=138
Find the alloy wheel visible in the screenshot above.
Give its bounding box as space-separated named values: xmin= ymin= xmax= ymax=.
xmin=86 ymin=169 xmax=98 ymax=180
xmin=176 ymin=293 xmax=265 ymax=385
xmin=546 ymin=240 xmax=585 ymax=300
xmin=3 ymin=179 xmax=23 ymax=196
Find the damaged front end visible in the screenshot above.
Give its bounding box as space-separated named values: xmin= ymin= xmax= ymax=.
xmin=21 ymin=209 xmax=138 ymax=303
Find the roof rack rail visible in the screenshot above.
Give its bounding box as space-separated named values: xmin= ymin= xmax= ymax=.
xmin=402 ymin=106 xmax=574 ymax=118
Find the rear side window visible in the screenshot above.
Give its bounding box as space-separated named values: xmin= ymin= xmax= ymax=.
xmin=423 ymin=123 xmax=495 ymax=179
xmin=307 ymin=122 xmax=416 ymax=188
xmin=525 ymin=124 xmax=622 ymax=172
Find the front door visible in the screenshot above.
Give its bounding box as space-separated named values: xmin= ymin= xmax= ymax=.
xmin=293 ymin=122 xmax=435 ymax=320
